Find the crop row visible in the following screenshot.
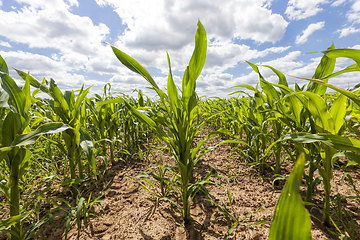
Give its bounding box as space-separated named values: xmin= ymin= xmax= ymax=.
xmin=0 ymin=21 xmax=360 ymax=239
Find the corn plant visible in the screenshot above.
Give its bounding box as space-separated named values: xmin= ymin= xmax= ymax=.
xmin=0 ymin=55 xmax=70 ymax=239
xmin=266 ymin=47 xmax=360 ymax=226
xmin=15 ymin=71 xmax=97 ymax=194
xmin=110 ymin=20 xmax=211 ymax=223
xmin=130 ymin=153 xmax=178 ymax=208
xmin=269 ymin=153 xmax=312 ymax=240
xmin=230 ymin=63 xmax=295 ymax=174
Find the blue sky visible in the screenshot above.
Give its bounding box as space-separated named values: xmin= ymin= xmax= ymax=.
xmin=0 ymin=0 xmax=360 ymax=97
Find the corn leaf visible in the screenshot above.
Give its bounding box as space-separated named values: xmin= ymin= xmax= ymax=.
xmin=15 ymin=69 xmax=50 ymax=94
xmin=0 ymin=55 xmax=9 ymax=75
xmin=230 ymin=84 xmax=257 ymax=92
xmin=290 ymin=76 xmax=360 ymax=108
xmin=166 ymin=52 xmax=180 ymax=117
xmin=10 ymin=122 xmax=71 ymax=147
xmin=80 ymin=129 xmax=97 ymax=177
xmin=320 ymin=63 xmax=360 ymax=80
xmin=111 ymin=46 xmax=160 ymax=91
xmin=280 ymin=132 xmax=360 ymax=153
xmin=188 ymin=20 xmax=207 ymax=84
xmin=322 ymin=48 xmax=360 ymax=68
xmin=269 ymin=152 xmax=311 ymax=240
xmin=262 ymin=65 xmax=288 ymax=87
xmin=329 ymin=94 xmax=347 ymax=134
xmin=307 ymin=44 xmax=336 ymax=95
xmin=182 ymin=20 xmax=207 ymax=106
xmin=0 ymin=88 xmax=9 ymax=108
xmin=124 ymin=101 xmax=167 ymax=139
xmin=0 ymin=74 xmax=26 ymax=117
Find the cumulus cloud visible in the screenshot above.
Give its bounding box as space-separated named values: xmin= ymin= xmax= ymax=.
xmin=0 ymin=0 xmax=113 ymax=70
xmin=0 ymin=40 xmax=11 ymax=48
xmin=285 ymin=0 xmax=328 ymax=20
xmin=0 ymin=0 xmax=131 ymax=83
xmin=98 ymin=0 xmax=288 ymax=49
xmin=331 ymin=0 xmax=347 ymax=7
xmin=336 ymin=0 xmax=360 ymax=37
xmin=338 ymin=26 xmax=360 ymax=37
xmin=295 ymin=21 xmax=325 ymax=44
xmin=346 ymin=0 xmax=360 ymax=24
xmin=0 ymin=50 xmax=110 ymax=93
xmin=94 ymin=0 xmax=289 ymax=93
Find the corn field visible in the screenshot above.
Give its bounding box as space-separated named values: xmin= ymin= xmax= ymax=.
xmin=0 ymin=21 xmax=360 ymax=239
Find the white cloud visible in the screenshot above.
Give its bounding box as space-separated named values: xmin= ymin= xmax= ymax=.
xmin=331 ymin=0 xmax=346 ymax=7
xmin=285 ymin=0 xmax=328 ymax=20
xmin=0 ymin=0 xmax=130 ymax=81
xmin=0 ymin=50 xmax=67 ymax=75
xmin=295 ymin=21 xmax=325 ymax=44
xmin=0 ymin=0 xmax=110 ymax=66
xmin=95 ymin=0 xmax=289 ymax=92
xmin=99 ymin=0 xmax=287 ymax=49
xmin=204 ymin=41 xmax=290 ymax=73
xmin=0 ymin=0 xmax=2 ymax=7
xmin=0 ymin=40 xmax=11 ymax=48
xmin=347 ymin=0 xmax=360 ymax=24
xmin=338 ymin=26 xmax=360 ymax=37
xmin=336 ymin=0 xmax=360 ymax=37
xmin=0 ymin=50 xmax=104 ymax=92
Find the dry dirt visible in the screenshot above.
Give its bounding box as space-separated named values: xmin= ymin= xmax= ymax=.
xmin=35 ymin=134 xmax=360 ymax=239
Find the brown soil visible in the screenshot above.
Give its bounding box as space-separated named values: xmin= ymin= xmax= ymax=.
xmin=36 ymin=134 xmax=360 ymax=239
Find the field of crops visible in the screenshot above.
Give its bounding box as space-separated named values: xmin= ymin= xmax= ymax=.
xmin=1 ymin=21 xmax=360 ymax=239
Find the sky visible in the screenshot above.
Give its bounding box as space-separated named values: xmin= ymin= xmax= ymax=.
xmin=0 ymin=0 xmax=360 ymax=98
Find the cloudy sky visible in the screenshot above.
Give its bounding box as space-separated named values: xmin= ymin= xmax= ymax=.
xmin=1 ymin=0 xmax=360 ymax=97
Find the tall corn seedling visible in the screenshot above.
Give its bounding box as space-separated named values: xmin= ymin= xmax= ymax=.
xmin=111 ymin=21 xmax=208 ymax=223
xmin=0 ymin=55 xmax=70 ymax=239
xmin=15 ymin=71 xmax=97 ymax=194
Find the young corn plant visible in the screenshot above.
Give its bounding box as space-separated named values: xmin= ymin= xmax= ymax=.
xmin=269 ymin=153 xmax=312 ymax=240
xmin=15 ymin=71 xmax=97 ymax=194
xmin=130 ymin=153 xmax=178 ymax=208
xmin=110 ymin=21 xmax=209 ymax=223
xmin=0 ymin=55 xmax=70 ymax=240
xmin=268 ymin=47 xmax=360 ymax=226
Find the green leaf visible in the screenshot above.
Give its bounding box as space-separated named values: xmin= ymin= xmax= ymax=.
xmin=262 ymin=65 xmax=288 ymax=87
xmin=49 ymin=79 xmax=71 ymax=122
xmin=307 ymin=44 xmax=336 ymax=95
xmin=2 ymin=112 xmax=22 ymax=146
xmin=333 ymin=152 xmax=360 ymax=167
xmin=291 ymin=76 xmax=360 ymax=108
xmin=22 ymin=74 xmax=32 ymax=113
xmin=182 ymin=20 xmax=207 ymax=107
xmin=15 ymin=69 xmax=50 ymax=94
xmin=166 ymin=52 xmax=180 ymax=117
xmin=11 ymin=122 xmax=71 ymax=147
xmin=124 ymin=101 xmax=167 ymax=139
xmin=269 ymin=152 xmax=312 ymax=240
xmin=281 ymin=132 xmax=360 ymax=153
xmin=187 ymin=20 xmax=207 ymax=85
xmin=284 ymin=91 xmax=333 ymax=133
xmin=0 ymin=74 xmax=26 ymax=116
xmin=111 ymin=46 xmax=160 ymax=90
xmin=80 ymin=129 xmax=97 ymax=177
xmin=320 ymin=63 xmax=360 ymax=80
xmin=322 ymin=48 xmax=360 ymax=68
xmin=0 ymin=55 xmax=9 ymax=75
xmin=329 ymin=94 xmax=347 ymax=134
xmin=0 ymin=88 xmax=9 ymax=109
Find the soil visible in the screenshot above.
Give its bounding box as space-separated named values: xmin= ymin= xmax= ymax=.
xmin=31 ymin=134 xmax=360 ymax=239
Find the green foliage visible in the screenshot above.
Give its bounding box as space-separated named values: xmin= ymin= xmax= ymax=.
xmin=0 ymin=22 xmax=359 ymax=240
xmin=269 ymin=153 xmax=312 ymax=240
xmin=111 ymin=20 xmax=209 ymax=223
